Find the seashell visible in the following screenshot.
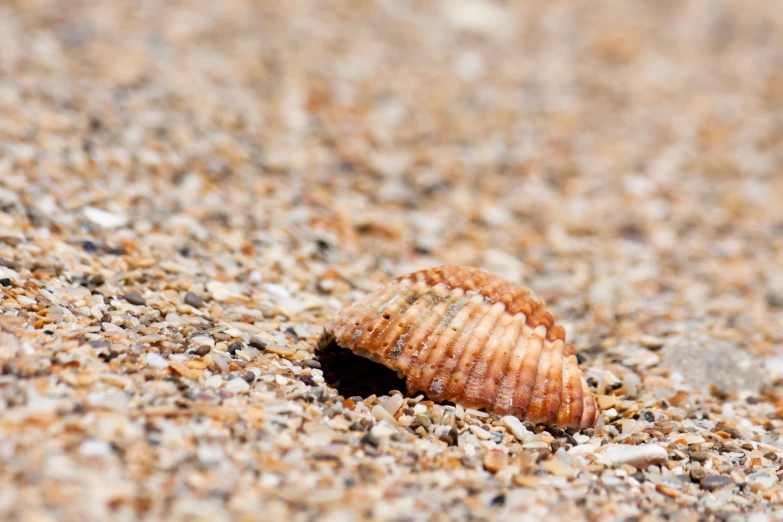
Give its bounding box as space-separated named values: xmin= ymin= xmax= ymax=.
xmin=321 ymin=265 xmax=597 ymax=429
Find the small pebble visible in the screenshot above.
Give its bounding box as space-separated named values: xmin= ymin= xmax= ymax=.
xmin=302 ymin=358 xmax=322 ymax=369
xmin=639 ymin=335 xmax=665 ymax=350
xmin=501 ymin=415 xmax=530 ymax=443
xmin=597 ymin=444 xmax=668 ymax=469
xmin=225 ymin=378 xmax=250 ymax=394
xmin=483 ymin=449 xmax=508 ymax=473
xmin=184 ymin=291 xmax=205 ymax=308
xmin=381 ymin=394 xmax=404 ymax=416
xmin=688 ymin=451 xmax=708 ymax=463
xmin=123 ymin=293 xmax=146 ymax=306
xmin=193 ymin=345 xmax=211 ymax=356
xmin=360 ymin=432 xmax=380 ymax=447
xmin=699 ymin=475 xmax=734 ymax=491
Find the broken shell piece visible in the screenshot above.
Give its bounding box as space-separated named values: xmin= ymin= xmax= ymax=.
xmin=321 ymin=265 xmax=597 ymax=429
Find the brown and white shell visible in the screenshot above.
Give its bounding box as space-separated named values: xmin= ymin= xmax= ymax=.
xmin=323 ymin=266 xmax=597 ymax=429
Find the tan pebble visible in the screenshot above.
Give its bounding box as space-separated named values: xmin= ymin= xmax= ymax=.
xmin=128 ymin=257 xmax=156 ymax=269
xmin=512 ymin=474 xmax=540 ymax=487
xmin=483 ymin=449 xmax=508 ymax=473
xmin=169 ymin=361 xmax=203 ymax=379
xmin=655 ymin=484 xmax=681 ymax=498
xmin=371 ymin=404 xmax=397 ymax=424
xmin=639 ymin=335 xmax=665 ymax=349
xmin=597 ymin=395 xmax=617 ymax=409
xmin=98 ymin=373 xmax=131 ymax=388
xmin=322 ymin=265 xmax=597 ymax=429
xmin=264 ymin=343 xmax=296 ymax=358
xmin=668 ymin=391 xmax=689 ymax=407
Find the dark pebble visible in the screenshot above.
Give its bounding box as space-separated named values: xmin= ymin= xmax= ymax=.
xmin=241 ymin=372 xmax=256 ymax=383
xmin=184 ymin=291 xmax=205 ymax=308
xmin=690 ymin=467 xmax=706 ymax=481
xmin=438 ymin=427 xmax=459 ymax=446
xmin=360 ymin=432 xmax=380 ymax=447
xmin=767 ymin=291 xmax=783 ymax=309
xmin=631 ymin=471 xmax=646 ymax=483
xmin=490 ymin=494 xmax=505 ymax=507
xmin=248 ymin=338 xmax=266 ymax=349
xmin=642 ymin=411 xmax=655 ymax=422
xmin=98 ymin=351 xmax=119 ymax=362
xmin=88 ymin=274 xmax=106 ymax=286
xmin=71 ymin=275 xmax=88 ymax=286
xmin=82 ymin=240 xmax=98 ymax=252
xmin=0 ymin=278 xmax=11 ymax=287
xmin=699 ymin=475 xmax=734 ymax=491
xmin=714 ymin=423 xmax=741 ymax=439
xmin=0 ymin=258 xmax=20 ymax=268
xmin=193 ymin=345 xmax=211 ymax=356
xmin=688 ymin=451 xmax=708 ymax=463
xmin=764 ymin=452 xmax=778 ymax=461
xmin=227 ymin=342 xmax=242 ymax=355
xmin=302 ymin=358 xmax=322 ymax=369
xmin=106 ymin=247 xmax=125 ymax=256
xmin=123 ymin=293 xmax=146 ymax=306
xmin=297 ymin=375 xmax=316 ymax=386
xmin=349 ymin=422 xmax=367 ymax=432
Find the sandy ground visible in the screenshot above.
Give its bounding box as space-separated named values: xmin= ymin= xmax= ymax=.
xmin=1 ymin=0 xmax=783 ymax=520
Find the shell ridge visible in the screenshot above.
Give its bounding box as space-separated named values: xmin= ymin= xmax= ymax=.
xmin=433 ymin=299 xmax=500 ymax=400
xmin=413 ymin=296 xmax=476 ymax=396
xmin=348 ymin=284 xmax=413 ymax=350
xmin=396 ymin=293 xmax=457 ymax=371
xmin=404 ymin=291 xmax=467 ymax=392
xmin=556 ymin=353 xmax=584 ymax=429
xmin=459 ymin=317 xmax=510 ymax=405
xmin=377 ymin=289 xmax=440 ymax=361
xmin=579 ymin=378 xmax=597 ymax=429
xmin=362 ymin=284 xmax=426 ymax=354
xmin=524 ymin=337 xmax=553 ymax=423
xmin=510 ymin=331 xmax=544 ymax=419
xmin=444 ymin=301 xmax=506 ymax=401
xmin=491 ymin=318 xmax=531 ymax=413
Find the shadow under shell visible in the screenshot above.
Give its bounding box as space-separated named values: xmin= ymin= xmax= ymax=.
xmin=317 ymin=333 xmax=411 ymax=399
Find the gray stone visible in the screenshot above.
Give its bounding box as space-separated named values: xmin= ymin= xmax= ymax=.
xmin=659 ymin=334 xmax=765 ymax=393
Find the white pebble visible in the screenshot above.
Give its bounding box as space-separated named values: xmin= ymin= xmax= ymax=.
xmin=597 ymin=444 xmax=668 ymax=469
xmin=372 ymin=404 xmax=398 ymax=424
xmin=501 ymin=416 xmax=531 ymax=443
xmin=79 ymin=439 xmax=112 ymax=458
xmin=468 ymin=425 xmax=492 ymax=440
xmin=381 ymin=394 xmax=404 ymax=416
xmin=83 ymin=206 xmax=128 ymax=228
xmin=205 ymin=375 xmax=223 ymax=389
xmin=143 ymin=353 xmax=169 ymax=368
xmin=225 ymin=378 xmax=250 ymax=394
xmin=370 ymin=420 xmax=397 ymax=439
xmin=191 ymin=335 xmax=215 ymax=348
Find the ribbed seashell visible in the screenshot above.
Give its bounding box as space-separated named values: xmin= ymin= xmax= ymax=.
xmin=323 ymin=266 xmax=597 ymax=429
